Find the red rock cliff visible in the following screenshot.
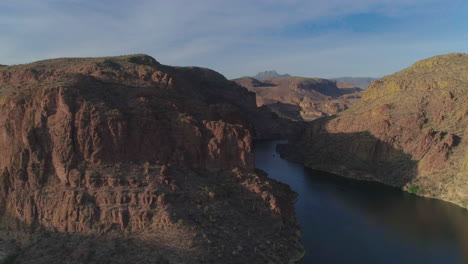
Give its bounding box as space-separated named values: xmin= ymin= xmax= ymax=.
xmin=0 ymin=55 xmax=303 ymax=263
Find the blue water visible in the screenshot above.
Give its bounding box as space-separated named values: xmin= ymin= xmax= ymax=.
xmin=254 ymin=140 xmax=468 ymax=264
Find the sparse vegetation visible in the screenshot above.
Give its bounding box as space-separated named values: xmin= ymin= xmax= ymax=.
xmin=177 ymin=219 xmax=184 ymax=226
xmin=187 ymin=240 xmax=195 ymax=248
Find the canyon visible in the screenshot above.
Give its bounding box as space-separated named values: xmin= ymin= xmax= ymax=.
xmin=233 ymin=76 xmax=363 ymax=121
xmin=0 ymin=52 xmax=466 ymax=264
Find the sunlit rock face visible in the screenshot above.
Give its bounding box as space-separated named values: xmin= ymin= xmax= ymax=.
xmin=280 ymin=53 xmax=468 ymax=208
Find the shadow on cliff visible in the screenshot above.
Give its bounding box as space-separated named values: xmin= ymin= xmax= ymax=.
xmin=0 ymin=216 xmax=193 ymax=264
xmin=0 ymin=166 xmax=303 ymax=264
xmin=278 ymin=117 xmax=420 ymax=187
xmin=266 ymin=102 xmax=303 ymax=121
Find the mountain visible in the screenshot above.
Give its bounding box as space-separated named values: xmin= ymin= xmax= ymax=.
xmin=331 ymin=77 xmax=379 ymax=89
xmin=233 ymin=76 xmax=363 ymax=121
xmin=252 ymin=70 xmax=291 ymax=80
xmin=0 ymin=55 xmax=304 ymax=263
xmin=279 ymin=53 xmax=468 ymax=208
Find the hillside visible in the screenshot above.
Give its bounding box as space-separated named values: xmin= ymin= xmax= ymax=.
xmin=0 ymin=55 xmax=304 ymax=263
xmin=279 ymin=53 xmax=468 ymax=208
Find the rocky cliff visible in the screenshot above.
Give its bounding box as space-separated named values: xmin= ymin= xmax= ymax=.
xmin=279 ymin=53 xmax=468 ymax=208
xmin=233 ymin=76 xmax=363 ymax=121
xmin=0 ymin=55 xmax=304 ymax=263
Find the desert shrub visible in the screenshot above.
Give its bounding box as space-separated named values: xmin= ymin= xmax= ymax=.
xmin=408 ymin=185 xmax=421 ymax=194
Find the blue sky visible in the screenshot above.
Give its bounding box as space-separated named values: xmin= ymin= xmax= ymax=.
xmin=1 ymin=0 xmax=467 ymax=79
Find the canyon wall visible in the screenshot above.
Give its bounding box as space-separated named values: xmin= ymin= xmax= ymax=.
xmin=280 ymin=53 xmax=468 ymax=208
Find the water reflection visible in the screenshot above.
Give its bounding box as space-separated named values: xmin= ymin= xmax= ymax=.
xmin=254 ymin=140 xmax=468 ymax=264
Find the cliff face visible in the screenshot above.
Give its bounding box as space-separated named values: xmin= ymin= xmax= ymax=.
xmin=233 ymin=76 xmax=363 ymax=121
xmin=280 ymin=53 xmax=468 ymax=208
xmin=0 ymin=55 xmax=303 ymax=263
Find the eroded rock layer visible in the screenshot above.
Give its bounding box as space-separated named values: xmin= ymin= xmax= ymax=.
xmin=0 ymin=55 xmax=303 ymax=263
xmin=233 ymin=76 xmax=363 ymax=121
xmin=280 ymin=53 xmax=468 ymax=208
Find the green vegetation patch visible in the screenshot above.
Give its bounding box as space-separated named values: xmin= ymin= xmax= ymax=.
xmin=408 ymin=185 xmax=421 ymax=194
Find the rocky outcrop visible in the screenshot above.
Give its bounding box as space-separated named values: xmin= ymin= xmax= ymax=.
xmin=280 ymin=53 xmax=468 ymax=208
xmin=233 ymin=76 xmax=363 ymax=121
xmin=0 ymin=55 xmax=303 ymax=263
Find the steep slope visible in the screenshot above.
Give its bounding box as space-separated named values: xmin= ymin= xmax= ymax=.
xmin=252 ymin=70 xmax=290 ymax=81
xmin=0 ymin=55 xmax=304 ymax=263
xmin=233 ymin=76 xmax=362 ymax=121
xmin=280 ymin=53 xmax=468 ymax=208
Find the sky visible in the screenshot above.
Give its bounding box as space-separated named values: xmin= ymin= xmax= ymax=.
xmin=1 ymin=0 xmax=467 ymax=79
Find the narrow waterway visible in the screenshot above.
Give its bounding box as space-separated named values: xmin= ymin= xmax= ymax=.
xmin=254 ymin=140 xmax=468 ymax=264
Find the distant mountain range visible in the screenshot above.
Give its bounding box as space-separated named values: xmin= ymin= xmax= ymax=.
xmin=234 ymin=71 xmax=377 ymax=120
xmin=330 ymin=77 xmax=379 ymax=89
xmin=249 ymin=71 xmax=378 ymax=89
xmin=252 ymin=70 xmax=291 ymax=80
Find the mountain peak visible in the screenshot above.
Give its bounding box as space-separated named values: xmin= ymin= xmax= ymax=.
xmin=252 ymin=70 xmax=290 ymax=81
